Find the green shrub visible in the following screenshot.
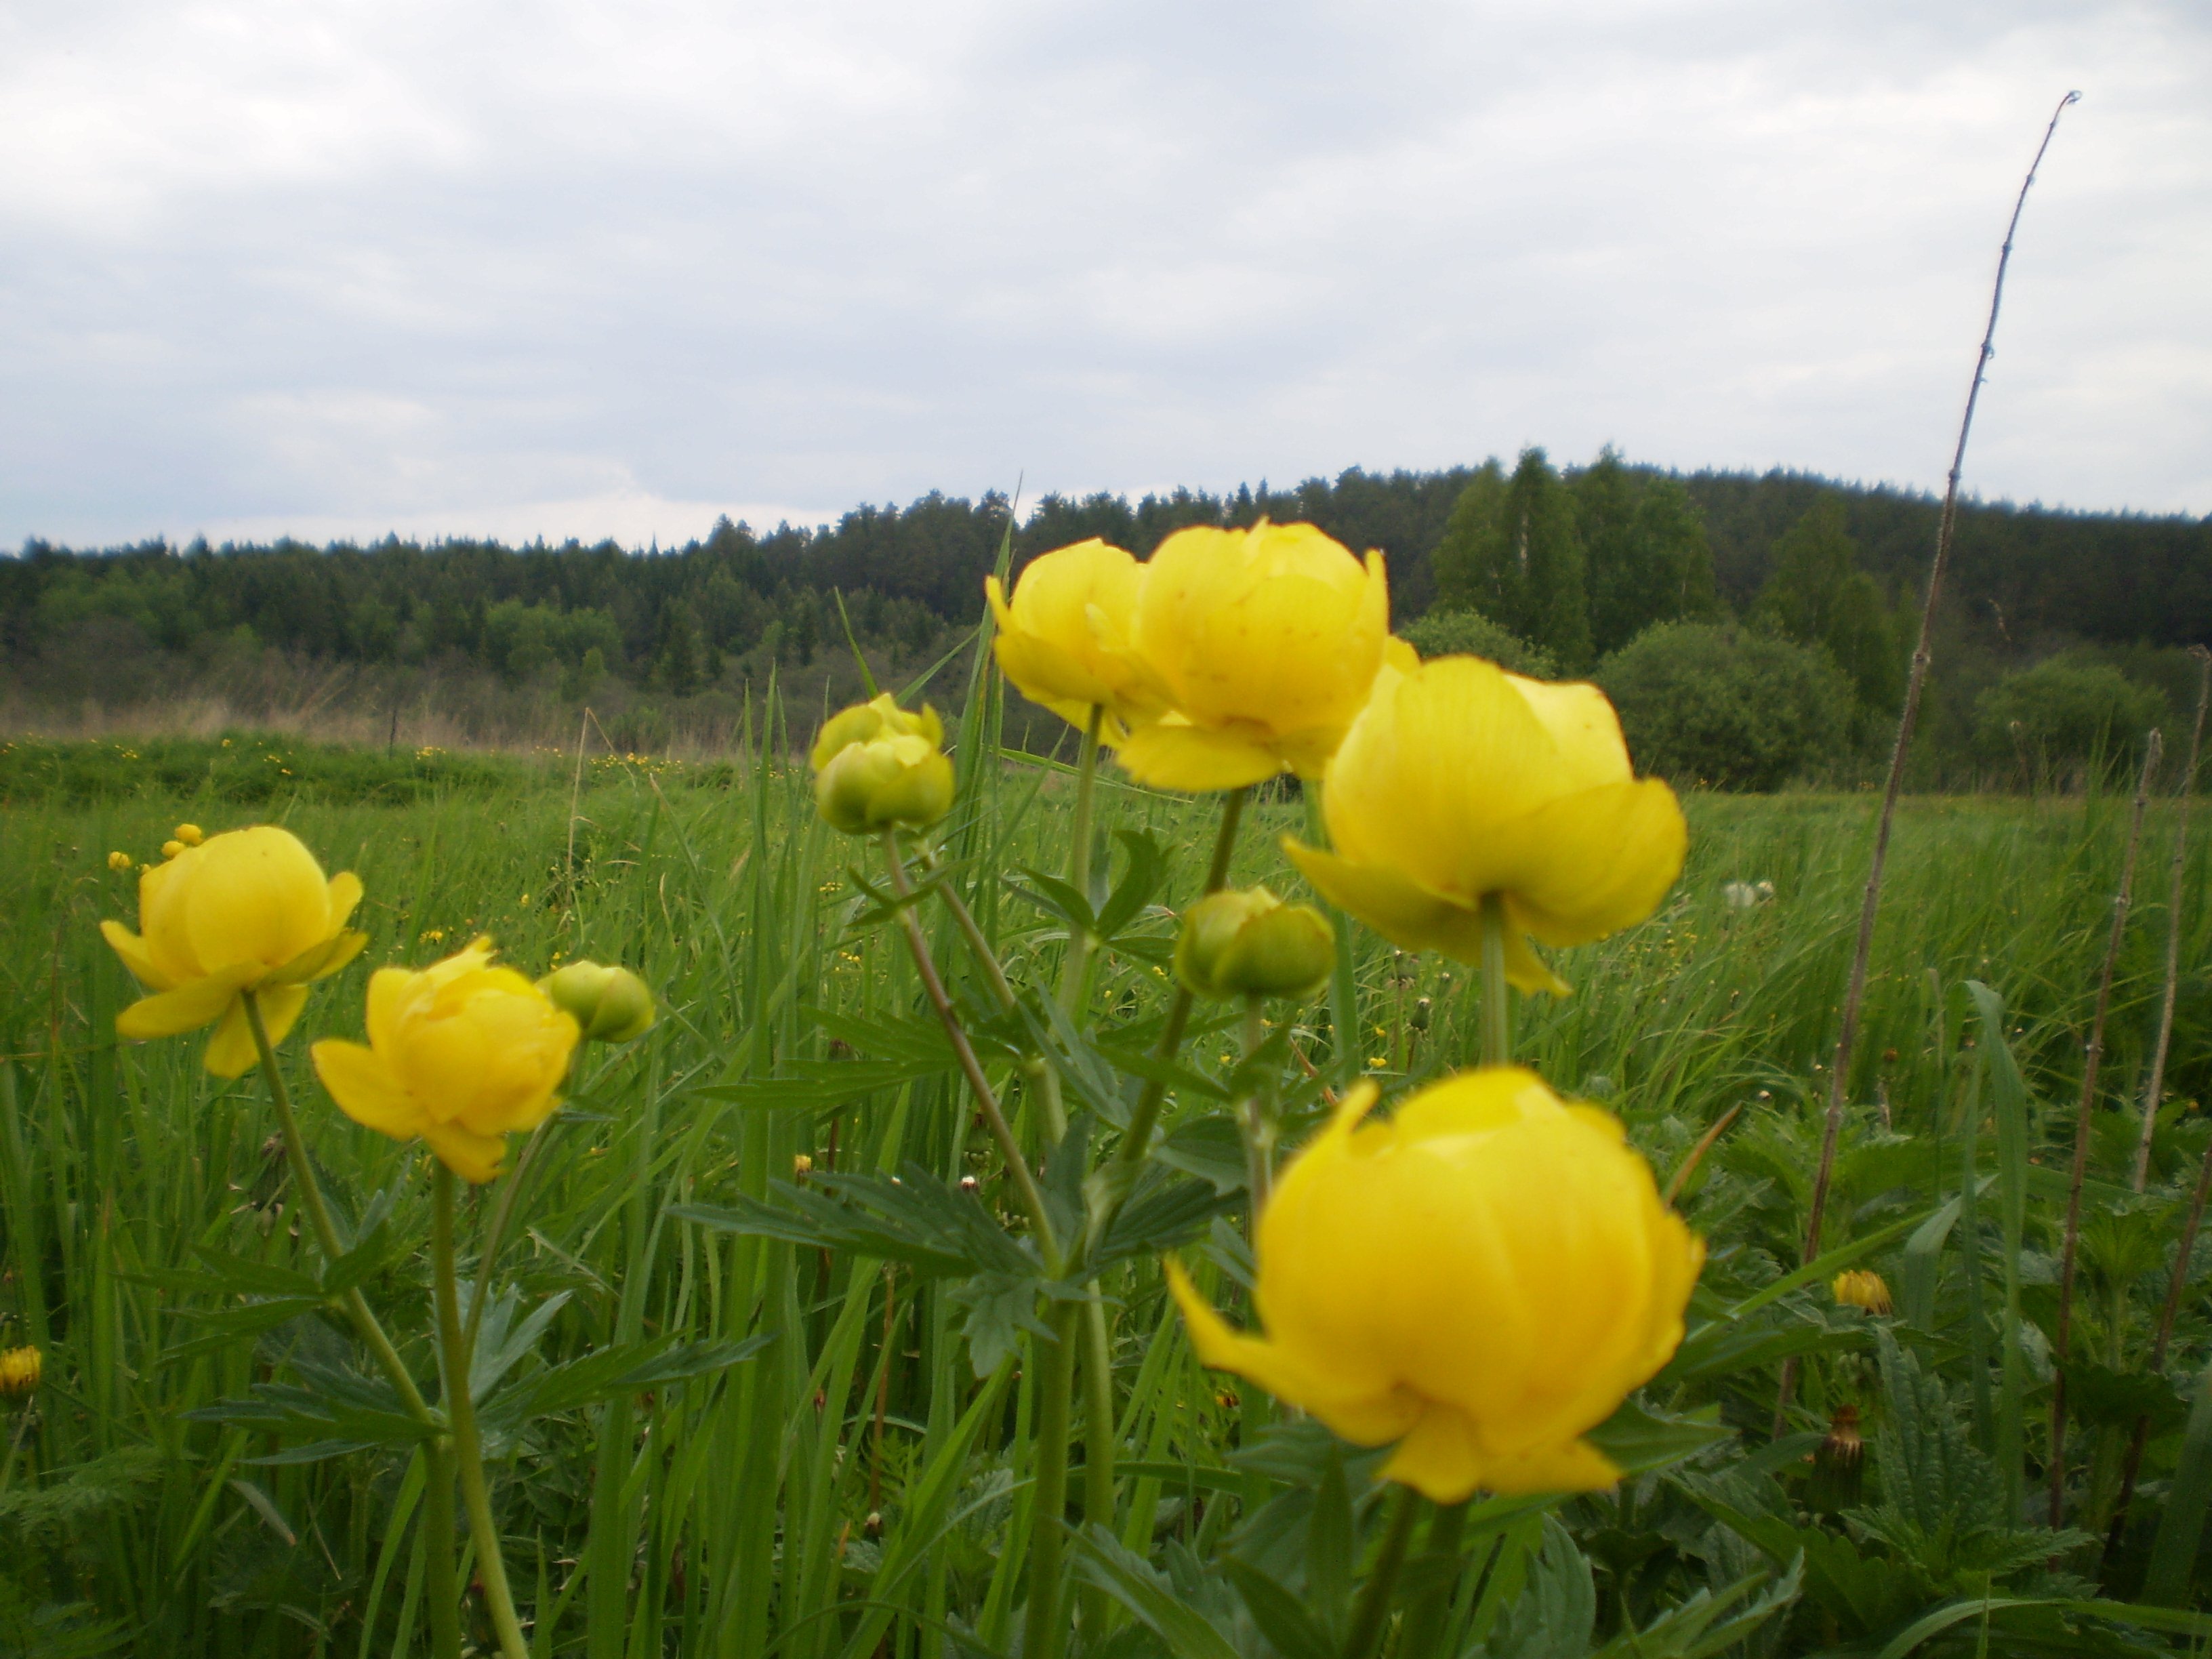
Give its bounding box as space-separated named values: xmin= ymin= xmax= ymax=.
xmin=1597 ymin=621 xmax=1849 ymax=790
xmin=1399 ymin=608 xmax=1558 ymax=679
xmin=1973 ymin=657 xmax=2167 ymax=784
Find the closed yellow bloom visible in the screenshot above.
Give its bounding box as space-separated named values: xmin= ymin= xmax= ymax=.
xmin=100 ymin=825 xmax=369 ymax=1078
xmin=311 ymin=939 xmax=579 ymax=1183
xmin=1285 ymin=655 xmax=1685 ymax=994
xmin=106 ymin=851 xmax=133 ymax=872
xmin=812 ymin=694 xmax=955 ymax=834
xmin=173 ymin=823 xmax=205 ymax=846
xmin=1174 ymin=886 xmax=1335 ymax=1001
xmin=1118 ymin=522 xmax=1391 ymax=790
xmin=1169 ymin=1066 xmax=1701 ymax=1501
xmin=0 ymin=1345 xmax=40 ymax=1397
xmin=1832 ymin=1269 xmax=1892 ymax=1315
xmin=540 ymin=960 xmax=657 ymax=1043
xmin=985 ymin=539 xmax=1168 ymax=739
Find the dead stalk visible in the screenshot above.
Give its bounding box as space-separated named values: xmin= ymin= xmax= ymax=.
xmin=1777 ymin=89 xmax=2078 ymax=1431
xmin=2049 ymin=727 xmax=2162 ymax=1525
xmin=2131 ymin=649 xmax=2212 ymax=1191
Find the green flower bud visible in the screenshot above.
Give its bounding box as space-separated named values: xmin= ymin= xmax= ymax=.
xmin=539 ymin=960 xmax=657 ymax=1043
xmin=813 ymin=697 xmax=956 ymax=836
xmin=1174 ymin=886 xmax=1335 ymax=1001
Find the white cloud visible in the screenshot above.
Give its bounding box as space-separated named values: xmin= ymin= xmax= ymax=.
xmin=2 ymin=0 xmax=2208 ymax=549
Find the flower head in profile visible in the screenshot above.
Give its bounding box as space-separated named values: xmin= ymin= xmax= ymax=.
xmin=100 ymin=826 xmax=368 ymax=1077
xmin=811 ymin=693 xmax=956 ymax=835
xmin=1168 ymin=1066 xmax=1701 ymax=1501
xmin=985 ymin=539 xmax=1168 ymax=740
xmin=540 ymin=960 xmax=657 ymax=1044
xmin=1117 ymin=522 xmax=1391 ymax=791
xmin=312 ymin=939 xmax=579 ymax=1183
xmin=0 ymin=1345 xmax=41 ymax=1398
xmin=1286 ymin=655 xmax=1685 ymax=993
xmin=1174 ymin=886 xmax=1335 ymax=1002
xmin=1832 ymin=1269 xmax=1892 ymax=1315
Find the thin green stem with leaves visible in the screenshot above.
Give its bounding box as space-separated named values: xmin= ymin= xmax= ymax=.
xmin=1345 ymin=1486 xmax=1422 ymax=1659
xmin=433 ymin=1164 xmax=531 ymax=1659
xmin=240 ymin=989 xmax=462 ymax=1659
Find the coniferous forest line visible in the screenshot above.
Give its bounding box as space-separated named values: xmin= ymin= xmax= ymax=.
xmin=7 ymin=449 xmax=2209 ymax=788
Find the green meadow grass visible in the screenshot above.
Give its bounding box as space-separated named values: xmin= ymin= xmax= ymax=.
xmin=2 ymin=733 xmax=2209 ymax=1653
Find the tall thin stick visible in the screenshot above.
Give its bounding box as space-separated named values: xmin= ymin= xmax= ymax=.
xmin=2051 ymin=728 xmax=2161 ymax=1525
xmin=2132 ymin=649 xmax=2212 ymax=1191
xmin=1781 ymin=88 xmax=2078 ymax=1429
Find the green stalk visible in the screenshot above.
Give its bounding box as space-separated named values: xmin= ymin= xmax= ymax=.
xmin=1021 ymin=1301 xmax=1080 ymax=1659
xmin=1063 ymin=707 xmax=1118 ymax=1637
xmin=433 ymin=1164 xmax=531 ymax=1659
xmin=882 ymin=832 xmax=1059 ymax=1265
xmin=1395 ymin=1500 xmax=1469 ymax=1659
xmin=1235 ymin=996 xmax=1274 ymax=1213
xmin=1478 ymin=895 xmax=1511 ymax=1067
xmin=1088 ymin=787 xmax=1246 ymax=1238
xmin=1343 ymin=1486 xmax=1421 ymax=1659
xmin=241 ymin=989 xmax=462 ymax=1659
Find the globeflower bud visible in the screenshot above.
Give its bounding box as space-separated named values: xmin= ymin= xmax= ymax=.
xmin=1832 ymin=1269 xmax=1892 ymax=1315
xmin=107 ymin=851 xmax=133 ymax=873
xmin=1168 ymin=1065 xmax=1701 ymax=1501
xmin=0 ymin=1345 xmax=41 ymax=1397
xmin=812 ymin=695 xmax=954 ymax=835
xmin=163 ymin=840 xmax=186 ymax=859
xmin=173 ymin=823 xmax=205 ymax=846
xmin=539 ymin=960 xmax=657 ymax=1043
xmin=1174 ymin=887 xmax=1335 ymax=1001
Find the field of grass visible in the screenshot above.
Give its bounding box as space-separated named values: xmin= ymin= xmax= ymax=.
xmin=3 ymin=722 xmax=2211 ymax=1656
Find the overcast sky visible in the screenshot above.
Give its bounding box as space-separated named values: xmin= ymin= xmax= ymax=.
xmin=3 ymin=1 xmax=2207 ymax=552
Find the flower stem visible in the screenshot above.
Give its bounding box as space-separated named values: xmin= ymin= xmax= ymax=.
xmin=1236 ymin=996 xmax=1275 ymax=1214
xmin=881 ymin=833 xmax=1061 ymax=1267
xmin=239 ymin=989 xmax=459 ymax=1659
xmin=1479 ymin=894 xmax=1511 ymax=1067
xmin=1395 ymin=1498 xmax=1467 ymax=1658
xmin=1021 ymin=1300 xmax=1079 ymax=1659
xmin=432 ymin=1164 xmax=531 ymax=1659
xmin=1344 ymin=1485 xmax=1421 ymax=1659
xmin=1088 ymin=787 xmax=1247 ymax=1239
xmin=1057 ymin=705 xmax=1105 ymax=1019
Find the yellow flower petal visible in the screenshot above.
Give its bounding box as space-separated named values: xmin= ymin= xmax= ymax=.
xmin=100 ymin=920 xmax=173 ymax=992
xmin=115 ymin=964 xmax=256 ymax=1040
xmin=1493 ymin=780 xmax=1688 ymax=948
xmin=422 ymin=1120 xmax=511 ymax=1184
xmin=312 ymin=1039 xmax=420 ymax=1136
xmin=202 ymin=984 xmax=307 ymax=1078
xmin=1116 ymin=720 xmax=1288 ymax=792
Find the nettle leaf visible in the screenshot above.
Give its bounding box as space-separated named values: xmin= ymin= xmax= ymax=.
xmin=1586 ymin=1398 xmax=1734 ymax=1477
xmin=483 ymin=1333 xmax=769 ymax=1429
xmin=1153 ymin=1117 xmax=1246 ymax=1195
xmin=1481 ymin=1516 xmax=1596 ymax=1659
xmin=674 ymin=1161 xmax=1033 ymax=1280
xmin=946 ymin=1271 xmax=1082 ymax=1379
xmin=1088 ymin=1173 xmax=1235 ymax=1276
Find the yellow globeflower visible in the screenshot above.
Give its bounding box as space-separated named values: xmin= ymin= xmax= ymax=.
xmin=1118 ymin=522 xmax=1390 ymax=790
xmin=1832 ymin=1269 xmax=1893 ymax=1315
xmin=1168 ymin=1066 xmax=1701 ymax=1501
xmin=812 ymin=693 xmax=955 ymax=834
xmin=106 ymin=851 xmax=133 ymax=873
xmin=312 ymin=939 xmax=579 ymax=1183
xmin=100 ymin=826 xmax=368 ymax=1078
xmin=0 ymin=1345 xmax=40 ymax=1397
xmin=985 ymin=539 xmax=1168 ymax=739
xmin=1285 ymin=655 xmax=1684 ymax=994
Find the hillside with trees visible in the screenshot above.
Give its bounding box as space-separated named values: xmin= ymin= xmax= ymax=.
xmin=5 ymin=452 xmax=2207 ymax=786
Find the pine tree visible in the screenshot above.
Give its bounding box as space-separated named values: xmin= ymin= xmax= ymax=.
xmin=1575 ymin=450 xmax=1720 ymax=658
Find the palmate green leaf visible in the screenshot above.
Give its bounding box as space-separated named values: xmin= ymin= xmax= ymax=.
xmin=1086 ymin=1173 xmax=1235 ymax=1276
xmin=1006 ymin=866 xmax=1097 ymax=935
xmin=1584 ymin=1399 xmax=1733 ymax=1475
xmin=159 ymin=1296 xmax=328 ymax=1364
xmin=672 ymin=1162 xmax=1033 ymax=1279
xmin=1683 ymin=1488 xmax=1920 ymax=1639
xmin=1481 ymin=1516 xmax=1597 ymax=1659
xmin=1218 ymin=1557 xmax=1332 ymax=1659
xmin=1153 ymin=1116 xmax=1246 ymax=1195
xmin=1068 ymin=1525 xmax=1243 ymax=1659
xmin=464 ymin=1284 xmax=573 ymax=1404
xmin=1094 ymin=830 xmax=1170 ymax=941
xmin=946 ymin=1271 xmax=1083 ymax=1379
xmin=483 ymin=1332 xmax=769 ymax=1429
xmin=1589 ymin=1555 xmax=1803 ymax=1659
